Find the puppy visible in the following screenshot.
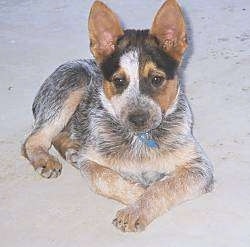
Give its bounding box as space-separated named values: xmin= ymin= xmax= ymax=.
xmin=22 ymin=0 xmax=214 ymax=232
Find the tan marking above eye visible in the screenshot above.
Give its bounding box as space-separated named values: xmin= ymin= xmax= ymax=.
xmin=112 ymin=68 xmax=129 ymax=82
xmin=103 ymin=80 xmax=117 ymax=100
xmin=141 ymin=61 xmax=166 ymax=79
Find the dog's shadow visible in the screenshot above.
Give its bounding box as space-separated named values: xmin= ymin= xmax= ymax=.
xmin=178 ymin=7 xmax=194 ymax=87
xmin=178 ymin=8 xmax=196 ymax=128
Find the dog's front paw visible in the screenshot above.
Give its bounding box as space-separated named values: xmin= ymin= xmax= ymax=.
xmin=113 ymin=205 xmax=148 ymax=232
xmin=35 ymin=157 xmax=62 ymax=178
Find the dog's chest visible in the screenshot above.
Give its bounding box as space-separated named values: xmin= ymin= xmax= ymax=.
xmin=78 ymin=147 xmax=177 ymax=186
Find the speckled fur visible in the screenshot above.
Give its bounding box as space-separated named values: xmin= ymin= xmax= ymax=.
xmin=22 ymin=0 xmax=214 ymax=232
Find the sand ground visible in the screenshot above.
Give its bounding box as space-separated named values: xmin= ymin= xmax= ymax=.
xmin=0 ymin=0 xmax=249 ymax=246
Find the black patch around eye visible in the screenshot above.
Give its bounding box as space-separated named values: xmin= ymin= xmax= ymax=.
xmin=143 ymin=46 xmax=178 ymax=79
xmin=100 ymin=51 xmax=129 ymax=94
xmin=112 ymin=76 xmax=128 ymax=93
xmin=100 ymin=54 xmax=120 ymax=81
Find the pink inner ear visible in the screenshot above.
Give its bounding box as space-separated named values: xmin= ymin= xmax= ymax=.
xmin=99 ymin=32 xmax=115 ymax=53
xmin=164 ymin=28 xmax=176 ymax=41
xmin=161 ymin=28 xmax=178 ymax=49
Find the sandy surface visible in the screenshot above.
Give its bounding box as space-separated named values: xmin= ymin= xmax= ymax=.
xmin=0 ymin=0 xmax=250 ymax=246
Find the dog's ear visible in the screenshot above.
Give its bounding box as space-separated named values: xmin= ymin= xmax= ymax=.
xmin=88 ymin=1 xmax=124 ymax=63
xmin=150 ymin=0 xmax=187 ymax=62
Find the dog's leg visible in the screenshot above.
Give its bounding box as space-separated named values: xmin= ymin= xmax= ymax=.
xmin=113 ymin=159 xmax=214 ymax=232
xmin=22 ymin=90 xmax=83 ymax=178
xmin=52 ymin=131 xmax=80 ymax=161
xmin=81 ymin=161 xmax=146 ymax=205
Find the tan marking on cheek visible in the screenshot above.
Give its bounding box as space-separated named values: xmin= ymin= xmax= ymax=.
xmin=153 ymin=79 xmax=178 ymax=112
xmin=103 ymin=80 xmax=117 ymax=100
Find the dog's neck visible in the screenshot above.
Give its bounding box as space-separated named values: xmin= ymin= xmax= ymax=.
xmin=89 ymin=88 xmax=191 ymax=160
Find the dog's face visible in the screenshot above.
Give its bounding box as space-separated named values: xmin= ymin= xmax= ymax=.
xmin=88 ymin=0 xmax=187 ymax=133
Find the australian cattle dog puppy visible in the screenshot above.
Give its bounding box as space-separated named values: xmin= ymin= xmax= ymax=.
xmin=22 ymin=0 xmax=214 ymax=232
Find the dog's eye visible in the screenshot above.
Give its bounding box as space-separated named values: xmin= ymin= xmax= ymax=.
xmin=151 ymin=76 xmax=164 ymax=87
xmin=113 ymin=77 xmax=127 ymax=88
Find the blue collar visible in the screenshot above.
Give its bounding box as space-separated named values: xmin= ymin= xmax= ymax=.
xmin=137 ymin=132 xmax=159 ymax=149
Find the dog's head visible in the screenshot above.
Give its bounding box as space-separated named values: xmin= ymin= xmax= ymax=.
xmin=88 ymin=0 xmax=187 ymax=133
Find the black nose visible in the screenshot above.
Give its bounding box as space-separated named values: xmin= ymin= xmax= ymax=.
xmin=128 ymin=112 xmax=149 ymax=126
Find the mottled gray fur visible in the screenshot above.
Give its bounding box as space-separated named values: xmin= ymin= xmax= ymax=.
xmin=32 ymin=59 xmax=213 ymax=188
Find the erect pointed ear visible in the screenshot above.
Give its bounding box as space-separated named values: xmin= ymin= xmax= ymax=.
xmin=150 ymin=0 xmax=188 ymax=62
xmin=88 ymin=1 xmax=124 ymax=63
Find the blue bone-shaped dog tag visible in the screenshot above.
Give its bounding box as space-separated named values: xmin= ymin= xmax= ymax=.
xmin=137 ymin=132 xmax=159 ymax=149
